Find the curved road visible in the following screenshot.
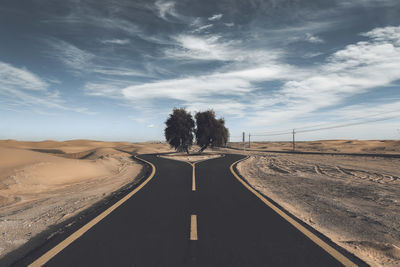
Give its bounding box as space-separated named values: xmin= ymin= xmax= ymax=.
xmin=17 ymin=154 xmax=362 ymax=266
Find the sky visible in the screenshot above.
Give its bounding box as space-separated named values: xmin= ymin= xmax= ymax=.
xmin=1 ymin=0 xmax=400 ymax=142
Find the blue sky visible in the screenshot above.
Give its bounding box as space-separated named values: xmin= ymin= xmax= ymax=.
xmin=1 ymin=0 xmax=400 ymax=141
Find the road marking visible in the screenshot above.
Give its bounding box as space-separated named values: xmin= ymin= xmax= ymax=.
xmin=158 ymin=154 xmax=227 ymax=192
xmin=230 ymin=156 xmax=357 ymax=267
xmin=28 ymin=155 xmax=156 ymax=267
xmin=192 ymin=164 xmax=196 ymax=191
xmin=190 ymin=214 xmax=198 ymax=240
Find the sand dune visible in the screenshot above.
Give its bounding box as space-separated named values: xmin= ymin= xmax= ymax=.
xmin=0 ymin=140 xmax=172 ymax=259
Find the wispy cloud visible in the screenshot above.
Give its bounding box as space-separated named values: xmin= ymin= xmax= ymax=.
xmin=44 ymin=6 xmax=141 ymax=36
xmin=84 ymin=79 xmax=130 ymax=98
xmin=208 ymin=14 xmax=223 ymax=21
xmin=165 ymin=33 xmax=280 ymax=64
xmin=248 ymin=25 xmax=400 ymax=125
xmin=305 ymin=33 xmax=324 ymax=43
xmin=192 ymin=24 xmax=213 ymax=33
xmin=184 ymin=100 xmax=247 ymax=117
xmin=112 ymin=25 xmax=400 ymax=128
xmin=46 ymin=39 xmax=94 ymax=72
xmin=0 ymin=61 xmax=48 ymax=91
xmin=154 ymin=1 xmax=176 ymax=19
xmin=91 ymin=66 xmax=148 ymax=77
xmin=166 ymin=34 xmax=232 ymax=61
xmin=332 ymin=100 xmax=400 ymax=121
xmin=302 ymin=52 xmax=324 ymax=58
xmin=153 ymin=0 xmax=188 ymax=22
xmin=119 ymin=65 xmax=297 ymax=111
xmin=101 ymin=39 xmax=130 ymax=45
xmin=46 ymin=39 xmax=148 ymax=77
xmin=3 ymin=0 xmax=399 ymax=141
xmin=0 ymin=60 xmax=94 ymax=114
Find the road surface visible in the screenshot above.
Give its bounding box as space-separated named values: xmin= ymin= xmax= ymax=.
xmin=16 ymin=154 xmax=362 ymax=266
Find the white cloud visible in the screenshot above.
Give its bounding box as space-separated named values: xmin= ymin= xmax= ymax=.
xmin=91 ymin=67 xmax=148 ymax=77
xmin=101 ymin=39 xmax=130 ymax=45
xmin=247 ymin=25 xmax=400 ymax=125
xmin=86 ymin=25 xmax=400 ymax=132
xmin=147 ymin=124 xmax=155 ymax=128
xmin=302 ymin=52 xmax=324 ymax=58
xmin=192 ymin=24 xmax=213 ymax=33
xmin=0 ymin=60 xmax=93 ymax=114
xmin=166 ymin=34 xmax=280 ymax=63
xmin=84 ymin=82 xmax=124 ymax=98
xmin=361 ymin=25 xmax=400 ymax=44
xmin=0 ymin=61 xmax=48 ymax=91
xmin=166 ymin=34 xmax=230 ymax=61
xmin=305 ymin=33 xmax=324 ymax=43
xmin=208 ymin=14 xmax=223 ymax=21
xmin=224 ymin=22 xmax=234 ymax=27
xmin=121 ymin=65 xmax=295 ymax=104
xmin=257 ymin=20 xmax=335 ymax=47
xmin=47 ymin=40 xmax=94 ymax=71
xmin=45 ymin=11 xmax=141 ymax=36
xmin=154 ymin=0 xmax=181 ymax=21
xmin=184 ymin=100 xmax=247 ymax=117
xmin=99 ymin=17 xmax=141 ymax=35
xmin=47 ymin=39 xmax=147 ymax=77
xmin=332 ymin=100 xmax=400 ymax=121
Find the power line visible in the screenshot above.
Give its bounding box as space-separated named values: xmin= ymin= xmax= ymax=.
xmin=251 ymin=131 xmax=292 ymax=137
xmin=232 ymin=114 xmax=399 ymax=139
xmin=250 ymin=128 xmax=293 ymax=135
xmin=296 ymin=116 xmax=398 ymax=134
xmin=247 ymin=113 xmax=400 ymax=137
xmin=294 ymin=110 xmax=400 ymax=132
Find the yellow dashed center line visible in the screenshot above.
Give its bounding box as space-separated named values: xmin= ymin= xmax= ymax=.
xmin=192 ymin=164 xmax=196 ymax=191
xmin=190 ymin=214 xmax=198 ymax=240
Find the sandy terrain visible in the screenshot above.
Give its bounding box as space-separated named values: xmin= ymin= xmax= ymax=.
xmin=2 ymin=138 xmax=399 ymax=265
xmin=229 ymin=139 xmax=400 ymax=154
xmin=0 ymin=140 xmax=172 ymax=258
xmin=160 ymin=152 xmax=222 ymax=163
xmin=237 ymin=151 xmax=400 ymax=266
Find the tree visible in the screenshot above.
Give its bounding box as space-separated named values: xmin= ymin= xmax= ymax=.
xmin=164 ymin=108 xmax=195 ymax=154
xmin=195 ymin=110 xmax=229 ymax=152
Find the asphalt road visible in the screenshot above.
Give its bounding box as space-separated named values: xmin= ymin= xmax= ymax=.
xmin=21 ymin=154 xmax=359 ymax=266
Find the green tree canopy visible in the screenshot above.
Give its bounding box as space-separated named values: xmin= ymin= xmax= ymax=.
xmin=164 ymin=108 xmax=195 ymax=154
xmin=195 ymin=110 xmax=229 ymax=152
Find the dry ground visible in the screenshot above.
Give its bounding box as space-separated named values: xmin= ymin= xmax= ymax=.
xmin=231 ymin=141 xmax=400 ymax=267
xmin=0 ymin=140 xmax=173 ymax=258
xmin=2 ymin=139 xmax=400 ymax=266
xmin=229 ymin=139 xmax=400 ymax=154
xmin=160 ymin=151 xmax=221 ymax=163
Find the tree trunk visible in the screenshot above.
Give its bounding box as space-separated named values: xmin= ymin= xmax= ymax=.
xmin=198 ymin=144 xmax=208 ymax=153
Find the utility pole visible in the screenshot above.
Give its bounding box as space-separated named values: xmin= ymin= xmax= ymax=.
xmin=242 ymin=132 xmax=245 ymax=151
xmin=292 ymin=129 xmax=296 ymax=151
xmin=248 ymin=133 xmax=251 ymax=148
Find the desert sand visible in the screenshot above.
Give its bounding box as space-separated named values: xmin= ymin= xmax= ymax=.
xmin=160 ymin=151 xmax=222 ymax=163
xmin=229 ymin=139 xmax=400 ymax=154
xmin=0 ymin=140 xmax=172 ymax=258
xmin=231 ymin=141 xmax=400 ymax=267
xmin=2 ymin=139 xmax=400 ymax=266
